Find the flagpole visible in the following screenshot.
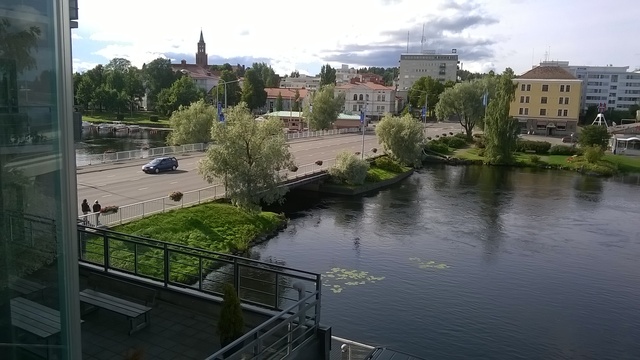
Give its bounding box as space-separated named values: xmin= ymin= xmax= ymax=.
xmin=361 ymin=100 xmax=366 ymax=160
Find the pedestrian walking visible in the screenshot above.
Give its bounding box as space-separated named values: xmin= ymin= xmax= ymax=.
xmin=92 ymin=200 xmax=102 ymax=225
xmin=81 ymin=199 xmax=90 ymax=214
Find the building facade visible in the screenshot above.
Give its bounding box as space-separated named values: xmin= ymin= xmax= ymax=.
xmin=170 ymin=32 xmax=219 ymax=94
xmin=262 ymin=88 xmax=310 ymax=114
xmin=509 ymin=66 xmax=582 ymax=136
xmin=398 ymin=52 xmax=458 ymax=90
xmin=279 ymin=74 xmax=321 ymax=90
xmin=539 ymin=61 xmax=640 ymax=112
xmin=1 ymin=0 xmax=83 ymax=359
xmin=336 ymin=82 xmax=397 ymax=120
xmin=336 ymin=64 xmax=357 ymax=84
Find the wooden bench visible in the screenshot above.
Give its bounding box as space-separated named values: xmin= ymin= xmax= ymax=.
xmin=80 ymin=289 xmax=153 ymax=335
xmin=10 ymin=297 xmax=83 ymax=359
xmin=9 ymin=276 xmax=46 ymax=299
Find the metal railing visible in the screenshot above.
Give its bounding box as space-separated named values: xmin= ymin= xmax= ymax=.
xmin=205 ymin=290 xmax=321 ymax=360
xmin=77 ymin=226 xmax=321 ymax=313
xmin=78 ymin=158 xmax=337 ymax=227
xmin=76 ymin=128 xmax=361 ymax=167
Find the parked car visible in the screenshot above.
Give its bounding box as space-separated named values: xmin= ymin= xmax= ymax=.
xmin=142 ymin=157 xmax=179 ymax=174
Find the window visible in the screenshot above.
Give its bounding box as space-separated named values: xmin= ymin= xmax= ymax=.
xmin=566 ymin=85 xmax=571 ymax=92
xmin=540 ymin=109 xmax=547 ymax=116
xmin=358 ymin=105 xmax=363 ymax=110
xmin=563 ymin=109 xmax=568 ymax=116
xmin=526 ymin=84 xmax=531 ymax=91
xmin=352 ymin=104 xmax=357 ymax=111
xmin=560 ymin=85 xmax=565 ymax=92
xmin=557 ymin=124 xmax=566 ymax=131
xmin=381 ymin=106 xmax=385 ymax=112
xmin=536 ymin=123 xmax=547 ymax=130
xmin=359 ymin=94 xmax=363 ymax=101
xmin=542 ymin=85 xmax=549 ymax=92
xmin=520 ymin=96 xmax=525 ymax=103
xmin=541 ymin=97 xmax=547 ymax=104
xmin=564 ymin=98 xmax=569 ymax=105
xmin=353 ymin=94 xmax=357 ymax=101
xmin=521 ymin=84 xmax=526 ymax=91
xmin=524 ymin=108 xmax=529 ymax=115
xmin=365 ymin=94 xmax=369 ymax=101
xmin=526 ymin=96 xmax=530 ymax=103
xmin=557 ymin=109 xmax=563 ymax=116
xmin=382 ymin=95 xmax=386 ymax=101
xmin=558 ymin=97 xmax=564 ymax=104
xmin=377 ymin=94 xmax=381 ymax=101
xmin=519 ymin=108 xmax=524 ymax=115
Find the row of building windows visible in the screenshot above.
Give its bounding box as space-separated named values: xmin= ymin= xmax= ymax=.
xmin=519 ymin=96 xmax=570 ymax=105
xmin=520 ymin=84 xmax=572 ymax=92
xmin=350 ymin=94 xmax=387 ymax=101
xmin=518 ymin=108 xmax=570 ymax=117
xmin=351 ymin=104 xmax=386 ymax=112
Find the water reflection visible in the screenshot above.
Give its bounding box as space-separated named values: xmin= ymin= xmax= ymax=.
xmin=77 ymin=127 xmax=169 ymax=155
xmin=573 ymin=176 xmax=604 ymax=203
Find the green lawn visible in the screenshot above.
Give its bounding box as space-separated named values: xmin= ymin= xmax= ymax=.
xmin=365 ymin=164 xmax=410 ymax=183
xmin=454 ymin=148 xmax=483 ymax=161
xmin=84 ymin=202 xmax=285 ymax=283
xmin=82 ymin=111 xmax=170 ymax=127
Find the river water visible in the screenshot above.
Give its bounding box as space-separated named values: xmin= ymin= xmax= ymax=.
xmin=76 ymin=127 xmax=169 ymax=157
xmin=258 ymin=165 xmax=640 ymax=359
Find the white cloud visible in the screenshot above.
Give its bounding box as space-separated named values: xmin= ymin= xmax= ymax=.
xmin=73 ymin=58 xmax=99 ymax=73
xmin=71 ymin=33 xmax=82 ymax=40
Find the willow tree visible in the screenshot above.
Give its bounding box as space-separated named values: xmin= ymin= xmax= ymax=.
xmin=198 ymin=103 xmax=294 ymax=212
xmin=435 ymin=81 xmax=484 ymax=140
xmin=375 ymin=114 xmax=425 ymax=166
xmin=166 ymin=99 xmax=216 ymax=145
xmin=304 ymin=84 xmax=344 ymax=130
xmin=483 ymin=70 xmax=520 ymax=164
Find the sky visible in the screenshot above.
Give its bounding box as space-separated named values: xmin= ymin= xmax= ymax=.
xmin=71 ymin=0 xmax=640 ymax=76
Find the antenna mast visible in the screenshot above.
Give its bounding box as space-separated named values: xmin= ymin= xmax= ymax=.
xmin=420 ymin=24 xmax=425 ymax=53
xmin=406 ymin=31 xmax=409 ymax=53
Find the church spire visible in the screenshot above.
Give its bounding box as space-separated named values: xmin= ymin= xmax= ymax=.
xmin=196 ymin=29 xmax=208 ymax=68
xmin=199 ymin=28 xmax=204 ymax=43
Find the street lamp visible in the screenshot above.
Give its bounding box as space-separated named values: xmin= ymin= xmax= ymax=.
xmin=215 ymin=78 xmax=242 ymax=109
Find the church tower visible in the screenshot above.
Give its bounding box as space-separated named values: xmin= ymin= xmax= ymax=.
xmin=195 ymin=30 xmax=208 ymax=68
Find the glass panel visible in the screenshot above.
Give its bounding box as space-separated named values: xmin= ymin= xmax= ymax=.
xmin=1 ymin=1 xmax=80 ymax=359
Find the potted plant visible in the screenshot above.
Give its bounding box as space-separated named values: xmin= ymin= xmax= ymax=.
xmin=371 ymin=148 xmax=377 ymax=153
xmin=218 ymin=283 xmax=245 ymax=354
xmin=169 ymin=191 xmax=183 ymax=202
xmin=288 ymin=165 xmax=298 ymax=172
xmin=100 ymin=205 xmax=119 ymax=215
xmin=315 ymin=160 xmax=323 ymax=166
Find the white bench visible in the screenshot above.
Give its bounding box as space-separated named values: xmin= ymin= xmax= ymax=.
xmin=80 ymin=289 xmax=153 ymax=335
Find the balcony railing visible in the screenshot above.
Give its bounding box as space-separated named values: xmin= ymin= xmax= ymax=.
xmin=77 ymin=226 xmax=321 ymax=312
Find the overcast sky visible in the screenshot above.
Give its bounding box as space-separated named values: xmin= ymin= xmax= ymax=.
xmin=71 ymin=0 xmax=640 ymax=76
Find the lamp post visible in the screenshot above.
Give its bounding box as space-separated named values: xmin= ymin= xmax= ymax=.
xmin=215 ymin=78 xmax=242 ymax=109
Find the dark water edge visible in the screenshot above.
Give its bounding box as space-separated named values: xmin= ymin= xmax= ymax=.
xmin=258 ymin=165 xmax=640 ymax=360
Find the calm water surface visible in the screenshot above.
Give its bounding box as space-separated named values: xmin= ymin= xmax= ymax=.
xmin=258 ymin=166 xmax=640 ymax=360
xmin=76 ymin=128 xmax=168 ymax=156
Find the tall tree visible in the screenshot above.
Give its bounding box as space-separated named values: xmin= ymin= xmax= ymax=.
xmin=319 ymin=64 xmax=336 ymax=86
xmin=198 ymin=103 xmax=294 ymax=212
xmin=483 ymin=71 xmax=520 ymax=164
xmin=142 ymin=58 xmax=178 ymax=109
xmin=435 ymin=81 xmax=484 ymax=140
xmin=304 ymin=85 xmax=344 ymax=130
xmin=578 ymin=125 xmax=609 ymax=149
xmin=408 ymin=76 xmax=445 ymax=116
xmin=241 ymin=68 xmax=267 ymax=111
xmin=292 ymin=89 xmax=301 ymax=111
xmin=105 ymin=57 xmax=131 ymax=72
xmin=156 ymin=76 xmax=205 ymax=115
xmin=214 ymin=70 xmax=242 ymax=106
xmin=375 ymin=114 xmax=426 ymax=166
xmin=0 ymin=18 xmax=41 ymax=73
xmin=166 ymin=99 xmax=216 ymax=145
xmin=251 ymin=62 xmax=279 ymax=87
xmin=290 ymin=70 xmax=300 ymax=78
xmin=275 ymin=92 xmax=284 ymax=111
xmin=356 ymin=66 xmax=398 ymax=86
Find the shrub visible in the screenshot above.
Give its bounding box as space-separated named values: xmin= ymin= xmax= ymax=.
xmin=288 ymin=165 xmax=298 ymax=172
xmin=116 ymin=114 xmax=124 ymax=121
xmin=373 ymin=156 xmax=404 ymax=173
xmin=149 ymin=115 xmax=159 ymax=122
xmin=454 ymin=132 xmax=468 ymax=141
xmin=218 ymin=284 xmax=244 ymax=348
xmin=473 ymin=133 xmax=483 ymax=138
xmin=425 ymin=141 xmax=449 ymax=154
xmin=365 ymin=171 xmax=382 ymax=182
xmin=442 ymin=133 xmax=447 ymax=137
xmin=475 ymin=137 xmax=486 ymax=149
xmin=515 ymin=140 xmax=551 ymax=154
xmin=329 ymin=151 xmax=370 ymax=185
xmin=477 ymin=148 xmax=486 ymax=157
xmin=549 ymin=144 xmax=578 ymax=156
xmin=449 ymin=132 xmax=454 ymax=135
xmin=169 ymin=191 xmax=183 ymax=202
xmin=447 ymin=137 xmax=466 ymax=149
xmin=584 ymin=145 xmax=604 ymax=164
xmin=439 ymin=136 xmax=452 ymax=145
xmin=371 ymin=148 xmax=377 ymax=153
xmin=315 ymin=160 xmax=323 ymax=166
xmin=529 ymin=155 xmax=541 ymax=164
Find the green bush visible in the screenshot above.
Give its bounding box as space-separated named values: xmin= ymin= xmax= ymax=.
xmin=218 ymin=283 xmax=244 ymax=347
xmin=515 ymin=140 xmax=551 ymax=154
xmin=426 ymin=141 xmax=449 ymax=154
xmin=454 ymin=133 xmax=468 ymax=141
xmin=475 ymin=137 xmax=486 ymax=149
xmin=584 ymin=145 xmax=604 ymax=164
xmin=365 ymin=171 xmax=382 ymax=182
xmin=549 ymin=144 xmax=578 ymax=155
xmin=116 ymin=114 xmax=125 ymax=121
xmin=373 ymin=156 xmax=404 ymax=173
xmin=582 ymin=163 xmax=615 ymax=176
xmin=439 ymin=136 xmax=452 ymax=145
xmin=477 ymin=148 xmax=486 ymax=157
xmin=529 ymin=155 xmax=541 ymax=164
xmin=329 ymin=151 xmax=370 ymax=185
xmin=150 ymin=115 xmax=159 ymax=122
xmin=447 ymin=137 xmax=466 ymax=149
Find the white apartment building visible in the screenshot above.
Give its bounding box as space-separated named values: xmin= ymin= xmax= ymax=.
xmin=539 ymin=61 xmax=640 ymax=111
xmin=279 ymin=74 xmax=321 ymax=90
xmin=336 ymin=64 xmax=358 ymax=84
xmin=335 ymin=82 xmax=396 ymax=120
xmin=398 ymin=51 xmax=459 ymax=90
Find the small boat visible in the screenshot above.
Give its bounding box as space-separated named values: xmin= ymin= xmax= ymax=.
xmin=128 ymin=125 xmax=140 ymax=131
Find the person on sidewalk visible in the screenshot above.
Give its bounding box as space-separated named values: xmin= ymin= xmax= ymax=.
xmin=92 ymin=200 xmax=102 ymax=225
xmin=81 ymin=199 xmax=91 ymax=214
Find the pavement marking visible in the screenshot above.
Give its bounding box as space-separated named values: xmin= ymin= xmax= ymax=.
xmin=138 ymin=187 xmax=148 ymax=190
xmin=170 ymin=181 xmax=178 ymax=184
xmin=102 ymin=194 xmax=112 ymax=198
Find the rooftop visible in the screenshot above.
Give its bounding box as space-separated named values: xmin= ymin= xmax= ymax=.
xmin=518 ymin=66 xmax=578 ymax=80
xmin=264 ymin=88 xmax=310 ymax=99
xmin=336 ymin=82 xmax=394 ymax=91
xmin=171 ymin=62 xmax=218 ymax=79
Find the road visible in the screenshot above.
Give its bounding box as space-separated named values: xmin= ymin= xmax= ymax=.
xmin=77 ymin=133 xmax=380 ymax=213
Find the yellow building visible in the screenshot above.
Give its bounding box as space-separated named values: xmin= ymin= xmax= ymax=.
xmin=509 ymin=66 xmax=582 ymax=136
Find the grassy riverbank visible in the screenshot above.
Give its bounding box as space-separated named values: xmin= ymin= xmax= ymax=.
xmin=84 ymin=202 xmax=285 ymax=282
xmin=454 ymin=148 xmax=640 ymax=175
xmin=82 ymin=111 xmax=171 ymax=127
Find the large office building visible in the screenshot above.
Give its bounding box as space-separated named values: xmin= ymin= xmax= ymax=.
xmin=397 ymin=51 xmax=459 ymax=91
xmin=538 ymin=61 xmax=640 ymax=112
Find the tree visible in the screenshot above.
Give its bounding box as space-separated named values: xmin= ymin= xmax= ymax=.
xmin=435 ymin=81 xmax=484 ymax=140
xmin=483 ymin=71 xmax=520 ymax=164
xmin=329 ymin=151 xmax=370 ymax=185
xmin=292 ymin=89 xmax=301 ymax=112
xmin=0 ymin=18 xmax=41 ymax=74
xmin=290 ymin=70 xmax=300 ymax=78
xmin=251 ymin=62 xmax=279 ymax=87
xmin=275 ymin=92 xmax=284 ymax=111
xmin=319 ymin=64 xmax=336 ymax=86
xmin=375 ymin=114 xmax=425 ymax=166
xmin=217 ymin=284 xmax=244 ymax=348
xmin=166 ymin=100 xmax=216 ymax=145
xmin=304 ymin=85 xmax=344 ymax=130
xmin=156 ymin=76 xmax=205 ymax=116
xmin=357 ymin=66 xmax=398 ymax=86
xmin=578 ymin=125 xmax=609 ymax=149
xmin=142 ymin=58 xmax=179 ymax=109
xmin=198 ymin=103 xmax=294 ymax=212
xmin=241 ymin=68 xmax=267 ymax=111
xmin=408 ymin=76 xmax=445 ymax=117
xmin=214 ymin=70 xmax=242 ymax=107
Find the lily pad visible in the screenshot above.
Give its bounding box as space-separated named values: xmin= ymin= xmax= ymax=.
xmin=321 ymin=267 xmax=385 ymax=294
xmin=409 ymin=257 xmax=450 ymax=270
